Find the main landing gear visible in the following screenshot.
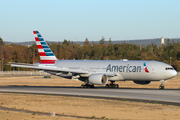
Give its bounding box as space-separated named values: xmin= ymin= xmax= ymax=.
xmin=105 ymin=81 xmax=119 ymax=88
xmin=159 ymin=80 xmax=166 ymax=89
xmin=159 ymin=85 xmax=164 ymax=89
xmin=81 ymin=84 xmax=94 ymax=88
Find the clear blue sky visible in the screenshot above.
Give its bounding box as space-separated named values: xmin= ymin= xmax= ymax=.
xmin=0 ymin=0 xmax=180 ymax=42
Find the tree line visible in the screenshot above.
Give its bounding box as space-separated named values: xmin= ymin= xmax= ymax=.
xmin=0 ymin=37 xmax=180 ymax=71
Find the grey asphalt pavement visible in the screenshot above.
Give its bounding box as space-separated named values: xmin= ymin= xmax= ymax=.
xmin=0 ymin=86 xmax=180 ymax=105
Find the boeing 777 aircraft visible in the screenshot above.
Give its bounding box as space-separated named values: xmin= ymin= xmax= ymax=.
xmin=11 ymin=31 xmax=177 ymax=89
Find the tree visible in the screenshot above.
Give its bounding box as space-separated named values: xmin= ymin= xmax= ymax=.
xmin=99 ymin=36 xmax=106 ymax=45
xmin=83 ymin=37 xmax=90 ymax=45
xmin=63 ymin=39 xmax=70 ymax=46
xmin=0 ymin=37 xmax=4 ymax=45
xmin=108 ymin=38 xmax=112 ymax=45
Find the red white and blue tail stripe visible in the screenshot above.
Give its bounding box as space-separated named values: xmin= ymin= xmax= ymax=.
xmin=33 ymin=31 xmax=57 ymax=64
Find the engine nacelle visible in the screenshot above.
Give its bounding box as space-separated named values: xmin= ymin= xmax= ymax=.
xmin=88 ymin=74 xmax=108 ymax=85
xmin=133 ymin=81 xmax=151 ymax=85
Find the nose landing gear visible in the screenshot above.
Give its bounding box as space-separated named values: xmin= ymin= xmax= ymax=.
xmin=159 ymin=80 xmax=166 ymax=89
xmin=159 ymin=85 xmax=164 ymax=89
xmin=106 ymin=81 xmax=119 ymax=88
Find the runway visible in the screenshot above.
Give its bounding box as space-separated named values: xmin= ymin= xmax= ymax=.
xmin=0 ymin=86 xmax=180 ymax=105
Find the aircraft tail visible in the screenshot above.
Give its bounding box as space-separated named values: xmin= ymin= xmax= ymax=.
xmin=33 ymin=31 xmax=57 ymax=64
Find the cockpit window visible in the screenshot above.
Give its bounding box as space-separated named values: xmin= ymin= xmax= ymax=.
xmin=165 ymin=67 xmax=174 ymax=70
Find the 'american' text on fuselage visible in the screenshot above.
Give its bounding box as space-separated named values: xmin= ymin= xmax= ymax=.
xmin=106 ymin=64 xmax=142 ymax=72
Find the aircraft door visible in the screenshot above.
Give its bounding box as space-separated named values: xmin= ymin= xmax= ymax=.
xmin=151 ymin=66 xmax=156 ymax=74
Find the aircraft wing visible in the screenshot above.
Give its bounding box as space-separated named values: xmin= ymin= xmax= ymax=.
xmin=11 ymin=63 xmax=89 ymax=74
xmin=11 ymin=63 xmax=116 ymax=77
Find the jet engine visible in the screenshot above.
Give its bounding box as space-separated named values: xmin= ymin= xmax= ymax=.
xmin=88 ymin=74 xmax=108 ymax=85
xmin=133 ymin=81 xmax=151 ymax=85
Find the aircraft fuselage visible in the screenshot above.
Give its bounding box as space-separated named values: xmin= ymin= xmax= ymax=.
xmin=54 ymin=60 xmax=177 ymax=81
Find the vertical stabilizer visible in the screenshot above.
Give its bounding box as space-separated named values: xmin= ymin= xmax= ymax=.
xmin=33 ymin=31 xmax=57 ymax=64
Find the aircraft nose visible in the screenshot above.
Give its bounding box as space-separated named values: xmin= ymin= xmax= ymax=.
xmin=171 ymin=70 xmax=177 ymax=77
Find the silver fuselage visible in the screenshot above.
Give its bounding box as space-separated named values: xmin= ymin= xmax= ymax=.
xmin=54 ymin=60 xmax=177 ymax=81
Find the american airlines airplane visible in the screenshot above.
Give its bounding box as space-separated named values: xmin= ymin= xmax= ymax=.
xmin=11 ymin=31 xmax=177 ymax=89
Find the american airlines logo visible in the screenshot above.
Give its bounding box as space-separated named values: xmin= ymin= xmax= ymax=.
xmin=106 ymin=63 xmax=149 ymax=73
xmin=144 ymin=63 xmax=149 ymax=73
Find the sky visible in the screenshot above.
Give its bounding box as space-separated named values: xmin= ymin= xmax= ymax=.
xmin=0 ymin=0 xmax=180 ymax=42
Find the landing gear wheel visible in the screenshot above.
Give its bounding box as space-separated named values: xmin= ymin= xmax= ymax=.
xmin=81 ymin=84 xmax=94 ymax=88
xmin=115 ymin=84 xmax=119 ymax=88
xmin=90 ymin=85 xmax=94 ymax=88
xmin=159 ymin=86 xmax=164 ymax=89
xmin=105 ymin=84 xmax=109 ymax=88
xmin=106 ymin=81 xmax=119 ymax=88
xmin=81 ymin=85 xmax=84 ymax=88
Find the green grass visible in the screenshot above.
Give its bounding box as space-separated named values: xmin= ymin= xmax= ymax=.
xmin=101 ymin=116 xmax=106 ymax=119
xmin=32 ymin=112 xmax=36 ymax=115
xmin=92 ymin=116 xmax=96 ymax=119
xmin=118 ymin=98 xmax=126 ymax=101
